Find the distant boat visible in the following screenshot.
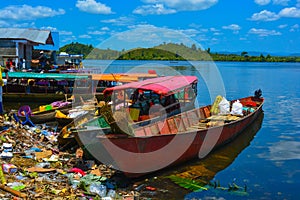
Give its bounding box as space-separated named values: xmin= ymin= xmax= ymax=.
xmin=2 ymin=70 xmax=158 ymax=103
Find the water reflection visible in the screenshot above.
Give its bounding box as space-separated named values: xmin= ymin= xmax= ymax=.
xmin=260 ymin=141 xmax=300 ymax=161
xmin=137 ymin=112 xmax=264 ymax=199
xmin=177 ymin=112 xmax=264 ymax=180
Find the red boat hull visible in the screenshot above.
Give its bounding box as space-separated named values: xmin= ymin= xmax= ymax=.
xmin=76 ymin=96 xmax=264 ymax=178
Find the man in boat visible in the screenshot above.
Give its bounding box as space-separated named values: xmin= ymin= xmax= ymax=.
xmin=0 ymin=65 xmax=8 ymax=114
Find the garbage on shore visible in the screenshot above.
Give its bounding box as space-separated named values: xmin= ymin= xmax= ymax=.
xmin=0 ymin=112 xmax=143 ymax=200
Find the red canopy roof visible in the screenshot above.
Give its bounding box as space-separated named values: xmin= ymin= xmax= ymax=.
xmin=103 ymin=76 xmax=198 ymax=96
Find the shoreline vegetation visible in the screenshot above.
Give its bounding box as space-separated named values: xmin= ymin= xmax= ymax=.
xmin=59 ymin=42 xmax=300 ymax=62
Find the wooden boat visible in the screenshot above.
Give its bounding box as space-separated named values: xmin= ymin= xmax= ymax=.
xmin=2 ymin=72 xmax=90 ymax=103
xmin=2 ymin=71 xmax=158 ymax=103
xmin=17 ymin=101 xmax=72 ymax=124
xmin=74 ymin=94 xmax=264 ymax=178
xmin=102 ymin=75 xmax=198 ymax=122
xmin=58 ymin=75 xmax=198 ymax=146
xmin=57 ymin=110 xmax=105 ymax=150
xmin=55 ymin=101 xmax=97 ymax=127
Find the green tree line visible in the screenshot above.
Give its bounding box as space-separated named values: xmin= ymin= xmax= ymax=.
xmin=59 ymin=42 xmax=300 ymax=62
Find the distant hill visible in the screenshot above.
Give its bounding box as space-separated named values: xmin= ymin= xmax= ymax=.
xmin=59 ymin=42 xmax=93 ymax=58
xmin=154 ymin=43 xmax=211 ymax=60
xmin=117 ymin=47 xmax=185 ymax=60
xmin=86 ymin=48 xmax=120 ymax=60
xmin=214 ymin=51 xmax=300 ymax=57
xmin=59 ymin=42 xmax=300 ymax=62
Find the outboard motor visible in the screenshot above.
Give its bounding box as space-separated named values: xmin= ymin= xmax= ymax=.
xmin=254 ymin=89 xmax=262 ymax=98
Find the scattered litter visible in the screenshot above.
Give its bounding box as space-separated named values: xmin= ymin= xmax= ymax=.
xmin=0 ymin=110 xmax=161 ymax=199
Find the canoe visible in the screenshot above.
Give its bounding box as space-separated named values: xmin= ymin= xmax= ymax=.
xmin=74 ymin=95 xmax=264 ymax=178
xmin=57 ymin=112 xmax=103 ymax=150
xmin=16 ymin=101 xmax=72 ymax=124
xmin=55 ymin=109 xmax=91 ymax=127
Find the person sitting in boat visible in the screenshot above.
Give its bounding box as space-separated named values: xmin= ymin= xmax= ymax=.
xmin=115 ymin=90 xmax=131 ymax=110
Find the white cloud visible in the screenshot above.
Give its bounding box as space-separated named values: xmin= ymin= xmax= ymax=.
xmin=101 ymin=27 xmax=110 ymax=31
xmin=0 ymin=20 xmax=10 ymax=27
xmin=273 ymin=0 xmax=290 ymax=6
xmin=101 ymin=16 xmax=134 ymax=26
xmin=210 ymin=27 xmax=219 ymax=32
xmin=133 ymin=4 xmax=176 ymax=15
xmin=249 ymin=10 xmax=280 ymax=21
xmin=88 ymin=30 xmax=106 ymax=35
xmin=0 ymin=5 xmax=65 ymax=21
xmin=140 ymin=0 xmax=218 ymax=12
xmin=200 ymin=28 xmax=209 ymax=32
xmin=100 ymin=24 xmax=204 ymax=50
xmin=254 ymin=0 xmax=290 ymax=6
xmin=79 ymin=34 xmax=92 ymax=39
xmin=254 ymin=0 xmax=271 ymax=5
xmin=222 ymin=24 xmax=241 ymax=34
xmin=76 ymin=0 xmax=113 ymax=14
xmin=278 ymin=24 xmax=288 ymax=28
xmin=248 ymin=28 xmax=282 ymax=36
xmin=289 ymin=24 xmax=299 ymax=32
xmin=40 ymin=27 xmax=73 ymax=36
xmin=279 ymin=7 xmax=300 ymax=18
xmin=213 ymin=32 xmax=222 ymax=36
xmin=179 ymin=28 xmax=200 ymax=37
xmin=222 ymin=24 xmax=241 ymax=31
xmin=189 ymin=23 xmax=202 ymax=29
xmin=0 ymin=21 xmax=35 ymax=28
xmin=59 ymin=30 xmax=73 ymax=35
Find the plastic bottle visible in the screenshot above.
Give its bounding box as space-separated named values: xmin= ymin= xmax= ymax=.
xmin=89 ymin=182 xmax=107 ymax=197
xmin=107 ymin=189 xmax=116 ymax=198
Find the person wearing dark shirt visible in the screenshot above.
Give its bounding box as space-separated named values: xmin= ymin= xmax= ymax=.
xmin=38 ymin=51 xmax=47 ymax=68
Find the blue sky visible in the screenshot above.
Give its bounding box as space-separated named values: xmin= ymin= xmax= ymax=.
xmin=1 ymin=0 xmax=300 ymax=54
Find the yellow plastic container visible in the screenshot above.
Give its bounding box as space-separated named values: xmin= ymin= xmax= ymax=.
xmin=39 ymin=105 xmax=46 ymax=112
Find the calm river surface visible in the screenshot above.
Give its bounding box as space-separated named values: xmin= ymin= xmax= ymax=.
xmin=83 ymin=60 xmax=300 ymax=200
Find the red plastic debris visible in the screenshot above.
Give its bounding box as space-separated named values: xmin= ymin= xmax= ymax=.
xmin=69 ymin=167 xmax=86 ymax=176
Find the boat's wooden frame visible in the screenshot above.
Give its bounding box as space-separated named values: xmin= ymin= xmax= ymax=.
xmin=74 ymin=96 xmax=264 ymax=178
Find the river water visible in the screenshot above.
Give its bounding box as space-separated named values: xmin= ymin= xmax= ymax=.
xmin=82 ymin=60 xmax=300 ymax=200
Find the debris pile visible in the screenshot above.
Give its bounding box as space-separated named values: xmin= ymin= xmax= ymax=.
xmin=0 ymin=112 xmax=141 ymax=200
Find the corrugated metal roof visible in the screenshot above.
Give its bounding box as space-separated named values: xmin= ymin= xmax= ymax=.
xmin=0 ymin=28 xmax=53 ymax=45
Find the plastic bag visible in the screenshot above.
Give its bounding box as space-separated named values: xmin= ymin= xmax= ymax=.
xmin=231 ymin=100 xmax=243 ymax=115
xmin=218 ymin=97 xmax=230 ymax=114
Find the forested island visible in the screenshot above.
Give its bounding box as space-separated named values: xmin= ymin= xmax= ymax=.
xmin=59 ymin=42 xmax=300 ymax=62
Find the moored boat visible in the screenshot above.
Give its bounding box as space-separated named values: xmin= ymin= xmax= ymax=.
xmin=2 ymin=70 xmax=158 ymax=103
xmin=57 ymin=75 xmax=198 ymax=146
xmin=16 ymin=101 xmax=72 ymax=124
xmin=102 ymin=75 xmax=198 ymax=122
xmin=74 ymin=94 xmax=264 ymax=178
